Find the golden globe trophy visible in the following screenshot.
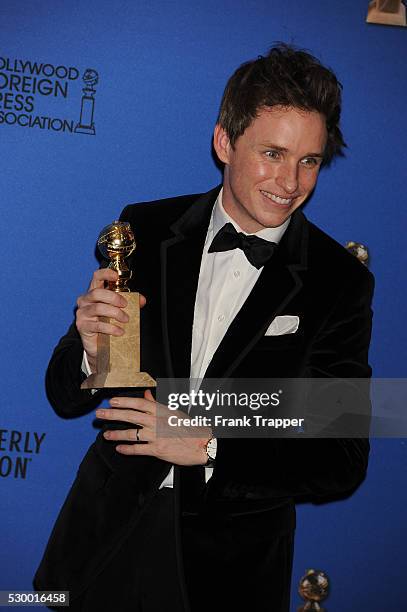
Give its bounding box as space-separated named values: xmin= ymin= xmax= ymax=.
xmin=81 ymin=221 xmax=156 ymax=389
xmin=298 ymin=569 xmax=329 ymax=611
xmin=345 ymin=241 xmax=369 ymax=266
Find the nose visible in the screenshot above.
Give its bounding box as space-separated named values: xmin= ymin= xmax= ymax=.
xmin=275 ymin=163 xmax=299 ymax=194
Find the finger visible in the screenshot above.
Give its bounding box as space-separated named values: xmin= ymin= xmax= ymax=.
xmin=96 ymin=408 xmax=143 ymax=424
xmin=110 ymin=396 xmax=156 ymax=414
xmin=139 ymin=294 xmax=147 ymax=308
xmin=103 ymin=428 xmax=138 ymax=442
xmin=144 ymin=389 xmax=154 ymax=402
xmin=97 ymin=409 xmax=152 ymax=427
xmin=105 ymin=427 xmax=154 ymax=443
xmin=115 ymin=444 xmax=153 ymax=456
xmin=89 ymin=268 xmax=118 ymax=290
xmin=78 ymin=288 xmax=128 ymax=309
xmin=78 ymin=319 xmax=125 ymax=337
xmin=79 ymin=302 xmax=129 ymax=323
xmin=103 ymin=428 xmax=152 ymax=442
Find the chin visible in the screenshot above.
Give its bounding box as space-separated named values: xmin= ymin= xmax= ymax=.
xmin=264 ymin=217 xmax=289 ymax=229
xmin=259 ymin=210 xmax=292 ymax=228
xmin=265 ymin=201 xmax=304 ymax=224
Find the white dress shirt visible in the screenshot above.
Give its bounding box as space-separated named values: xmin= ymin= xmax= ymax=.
xmin=159 ymin=188 xmax=290 ymax=487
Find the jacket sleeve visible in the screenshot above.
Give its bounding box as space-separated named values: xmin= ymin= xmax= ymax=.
xmin=210 ymin=268 xmax=374 ymax=501
xmin=45 ymin=322 xmax=104 ymax=417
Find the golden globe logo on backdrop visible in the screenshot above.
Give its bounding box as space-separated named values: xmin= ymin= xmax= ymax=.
xmin=0 ymin=55 xmax=99 ymax=135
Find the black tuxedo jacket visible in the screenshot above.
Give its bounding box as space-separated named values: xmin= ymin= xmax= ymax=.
xmin=34 ymin=186 xmax=374 ymax=608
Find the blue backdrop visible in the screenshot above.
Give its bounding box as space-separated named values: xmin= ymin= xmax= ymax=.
xmin=1 ymin=0 xmax=406 ymax=609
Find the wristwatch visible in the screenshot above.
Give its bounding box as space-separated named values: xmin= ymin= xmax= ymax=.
xmin=205 ymin=436 xmax=217 ymax=466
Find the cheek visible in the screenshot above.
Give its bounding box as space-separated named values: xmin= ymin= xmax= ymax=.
xmin=237 ymin=159 xmax=271 ymax=184
xmin=255 ymin=162 xmax=272 ymax=181
xmin=228 ymin=155 xmax=274 ymax=189
xmin=300 ymin=170 xmax=320 ymax=192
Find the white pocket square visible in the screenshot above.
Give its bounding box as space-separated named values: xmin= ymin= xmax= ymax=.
xmin=265 ymin=315 xmax=299 ymax=336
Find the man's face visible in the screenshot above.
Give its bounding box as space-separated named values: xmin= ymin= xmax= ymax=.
xmin=213 ymin=106 xmax=327 ymax=232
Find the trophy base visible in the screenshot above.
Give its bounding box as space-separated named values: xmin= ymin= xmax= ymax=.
xmin=81 ymin=371 xmax=156 ymax=389
xmin=80 ymin=291 xmax=156 ymax=389
xmin=74 ymin=123 xmax=96 ymax=135
xmin=366 ymin=0 xmax=406 ymax=25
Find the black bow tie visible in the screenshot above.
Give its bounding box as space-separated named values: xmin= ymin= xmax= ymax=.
xmin=208 ymin=222 xmax=278 ymax=269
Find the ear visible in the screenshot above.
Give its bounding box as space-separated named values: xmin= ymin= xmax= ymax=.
xmin=213 ymin=124 xmax=232 ymax=165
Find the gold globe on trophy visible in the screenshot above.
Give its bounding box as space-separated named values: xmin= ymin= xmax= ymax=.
xmin=298 ymin=569 xmax=329 ymax=611
xmin=81 ymin=221 xmax=156 ymax=389
xmin=345 ymin=241 xmax=369 ymax=266
xmin=97 ymin=222 xmax=136 ymax=292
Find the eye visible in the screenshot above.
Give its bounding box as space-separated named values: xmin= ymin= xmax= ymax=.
xmin=301 ymin=157 xmax=321 ymax=168
xmin=265 ymin=150 xmax=281 ymax=160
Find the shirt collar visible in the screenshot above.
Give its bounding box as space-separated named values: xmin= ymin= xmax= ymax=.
xmin=210 ymin=187 xmax=290 ymax=244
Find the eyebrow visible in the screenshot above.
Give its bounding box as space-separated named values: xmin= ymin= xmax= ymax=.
xmin=261 ymin=143 xmax=324 ymax=158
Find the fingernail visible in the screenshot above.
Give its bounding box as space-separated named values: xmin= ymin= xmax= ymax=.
xmin=96 ymin=409 xmax=105 ymax=416
xmin=110 ymin=398 xmax=119 ymax=406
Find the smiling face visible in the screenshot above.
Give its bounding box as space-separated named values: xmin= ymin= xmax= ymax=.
xmin=213 ymin=106 xmax=328 ymax=232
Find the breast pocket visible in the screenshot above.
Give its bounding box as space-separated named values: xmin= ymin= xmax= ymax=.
xmin=255 ymin=328 xmax=305 ymax=351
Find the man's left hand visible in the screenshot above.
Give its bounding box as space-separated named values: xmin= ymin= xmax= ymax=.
xmin=96 ymin=390 xmax=211 ymax=466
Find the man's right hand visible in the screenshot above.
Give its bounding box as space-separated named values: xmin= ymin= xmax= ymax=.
xmin=76 ymin=268 xmax=146 ymax=373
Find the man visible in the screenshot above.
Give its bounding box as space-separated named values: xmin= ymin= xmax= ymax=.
xmin=34 ymin=44 xmax=374 ymax=611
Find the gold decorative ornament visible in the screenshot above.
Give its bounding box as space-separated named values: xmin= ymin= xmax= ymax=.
xmin=345 ymin=241 xmax=369 ymax=266
xmin=298 ymin=569 xmax=329 ymax=611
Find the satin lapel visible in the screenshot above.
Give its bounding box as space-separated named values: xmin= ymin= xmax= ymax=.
xmin=161 ymin=186 xmax=221 ymax=378
xmin=204 ymin=210 xmax=309 ymax=379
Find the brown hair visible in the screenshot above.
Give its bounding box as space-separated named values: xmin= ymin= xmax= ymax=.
xmin=217 ymin=43 xmax=346 ymax=166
